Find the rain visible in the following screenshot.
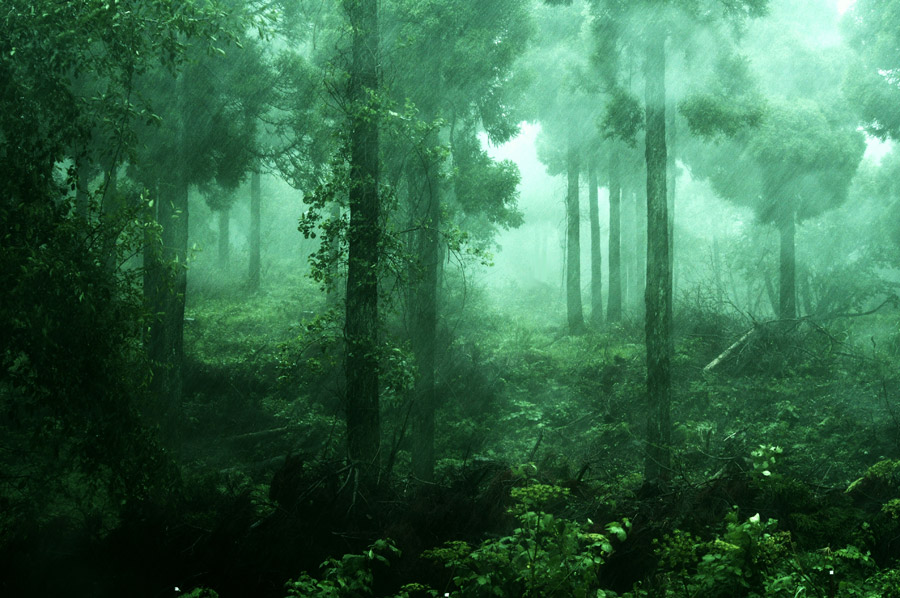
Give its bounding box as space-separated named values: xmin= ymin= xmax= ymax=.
xmin=2 ymin=0 xmax=900 ymax=595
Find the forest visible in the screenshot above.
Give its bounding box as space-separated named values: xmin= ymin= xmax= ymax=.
xmin=3 ymin=0 xmax=900 ymax=596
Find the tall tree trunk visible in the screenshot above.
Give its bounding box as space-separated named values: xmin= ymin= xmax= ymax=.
xmin=712 ymin=235 xmax=724 ymax=312
xmin=608 ymin=148 xmax=622 ymax=322
xmin=763 ymin=271 xmax=778 ymax=316
xmin=566 ymin=140 xmax=585 ymax=334
xmin=634 ymin=187 xmax=646 ymax=313
xmin=75 ymin=156 xmax=90 ymax=220
xmin=666 ymin=104 xmax=676 ymax=321
xmin=145 ymin=175 xmax=189 ymax=444
xmin=799 ymin=263 xmax=813 ymax=316
xmin=326 ymin=201 xmax=343 ymax=308
xmin=778 ymin=215 xmax=796 ymax=320
xmin=643 ymin=30 xmax=672 ymax=483
xmin=588 ymin=161 xmax=602 ymax=325
xmin=411 ymin=131 xmax=440 ymax=482
xmin=100 ymin=165 xmax=120 ymax=274
xmin=344 ymin=0 xmax=381 ymax=479
xmin=143 ymin=66 xmax=190 ymax=447
xmin=143 ymin=190 xmax=163 ymax=373
xmin=218 ymin=208 xmax=230 ymax=266
xmin=248 ymin=170 xmax=261 ymax=291
xmin=622 ymin=182 xmax=633 ymax=312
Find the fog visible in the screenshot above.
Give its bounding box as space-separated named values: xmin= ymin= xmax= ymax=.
xmin=5 ymin=0 xmax=900 ymax=595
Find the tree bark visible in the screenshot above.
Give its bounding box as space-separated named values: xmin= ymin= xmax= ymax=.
xmin=643 ymin=30 xmax=672 ymax=483
xmin=779 ymin=214 xmax=796 ymax=320
xmin=344 ymin=0 xmax=381 ymax=479
xmin=712 ymin=235 xmax=723 ymax=312
xmin=588 ymin=161 xmax=603 ymax=325
xmin=411 ymin=131 xmax=440 ymax=483
xmin=666 ymin=104 xmax=676 ymax=321
xmin=142 ymin=67 xmax=190 ymax=446
xmin=326 ymin=201 xmax=343 ymax=309
xmin=100 ymin=165 xmax=120 ymax=274
xmin=248 ymin=170 xmax=261 ymax=290
xmin=799 ymin=263 xmax=813 ymax=317
xmin=218 ymin=207 xmax=230 ymax=266
xmin=145 ymin=173 xmax=188 ymax=444
xmin=633 ymin=187 xmax=646 ymax=313
xmin=566 ymin=140 xmax=585 ymax=334
xmin=75 ymin=156 xmax=90 ymax=220
xmin=608 ymin=148 xmax=622 ymax=322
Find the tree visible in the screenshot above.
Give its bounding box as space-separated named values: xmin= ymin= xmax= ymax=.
xmin=682 ymin=1 xmax=865 ymax=320
xmin=249 ymin=170 xmax=262 ymax=290
xmin=268 ymin=40 xmax=336 ymax=292
xmin=565 ymin=141 xmax=587 ymax=333
xmin=588 ymin=0 xmax=770 ymax=483
xmin=591 ymin=6 xmax=645 ymax=323
xmin=384 ymin=0 xmax=531 ymax=480
xmin=641 ymin=11 xmax=671 ymax=481
xmin=201 ymin=185 xmax=239 ymax=266
xmin=685 ymin=98 xmax=865 ymax=319
xmin=131 ymin=16 xmax=266 ymax=439
xmin=588 ymin=161 xmax=603 ymax=324
xmin=531 ymin=0 xmax=600 ymax=334
xmin=844 ymin=0 xmax=900 ymax=141
xmin=0 ymin=0 xmax=240 ymax=553
xmin=607 ymin=148 xmax=623 ymax=321
xmin=343 ymin=0 xmax=382 ymax=479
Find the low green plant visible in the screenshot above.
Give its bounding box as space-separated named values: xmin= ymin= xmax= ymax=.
xmin=638 ymin=509 xmax=793 ymax=598
xmin=283 ymin=539 xmax=400 ymax=597
xmin=750 ymin=445 xmax=783 ymax=478
xmin=423 ymin=480 xmax=629 ymax=597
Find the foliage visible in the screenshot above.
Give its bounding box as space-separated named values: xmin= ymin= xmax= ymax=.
xmin=451 ymin=131 xmax=524 ymax=237
xmin=685 ymin=97 xmax=865 ymax=226
xmin=423 ymin=478 xmax=629 ymax=597
xmin=647 ymin=510 xmax=791 ymax=597
xmin=844 ymin=0 xmax=900 ymax=140
xmin=283 ymin=539 xmax=400 ymax=597
xmin=749 ymin=444 xmax=783 ymax=477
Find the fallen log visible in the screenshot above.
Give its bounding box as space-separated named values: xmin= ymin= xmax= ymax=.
xmin=703 ymin=326 xmax=758 ymax=374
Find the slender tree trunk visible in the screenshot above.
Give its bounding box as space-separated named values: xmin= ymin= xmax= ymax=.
xmin=218 ymin=208 xmax=230 ymax=266
xmin=75 ymin=156 xmax=90 ymax=219
xmin=623 ymin=181 xmax=634 ymax=311
xmin=326 ymin=201 xmax=344 ymax=308
xmin=566 ymin=140 xmax=585 ymax=334
xmin=643 ymin=30 xmax=672 ymax=483
xmin=248 ymin=170 xmax=261 ymax=291
xmin=799 ymin=263 xmax=813 ymax=316
xmin=344 ymin=0 xmax=381 ymax=479
xmin=100 ymin=165 xmax=119 ymax=274
xmin=143 ymin=66 xmax=190 ymax=447
xmin=146 ymin=175 xmax=189 ymax=444
xmin=712 ymin=236 xmax=724 ymax=312
xmin=588 ymin=161 xmax=602 ymax=325
xmin=608 ymin=148 xmax=622 ymax=322
xmin=667 ymin=105 xmax=676 ymax=318
xmin=634 ymin=187 xmax=646 ymax=313
xmin=411 ymin=131 xmax=440 ymax=482
xmin=779 ymin=215 xmax=796 ymax=320
xmin=144 ymin=189 xmax=163 ymax=372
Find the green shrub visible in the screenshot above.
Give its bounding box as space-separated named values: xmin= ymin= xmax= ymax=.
xmin=424 ymin=481 xmax=629 ymax=597
xmin=284 ymin=539 xmax=401 ymax=597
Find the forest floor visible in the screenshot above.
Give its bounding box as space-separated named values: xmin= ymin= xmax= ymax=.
xmin=151 ymin=265 xmax=900 ymax=597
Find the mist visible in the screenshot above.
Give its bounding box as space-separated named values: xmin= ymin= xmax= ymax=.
xmin=4 ymin=0 xmax=900 ymax=596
